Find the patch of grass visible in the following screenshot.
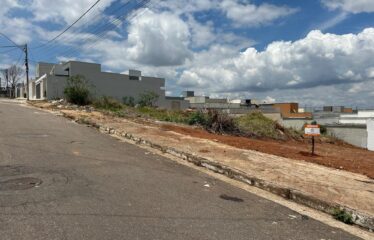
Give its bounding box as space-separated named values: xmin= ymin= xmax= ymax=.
xmin=93 ymin=96 xmax=123 ymax=112
xmin=137 ymin=107 xmax=190 ymax=123
xmin=332 ymin=208 xmax=353 ymax=224
xmin=187 ymin=111 xmax=208 ymax=126
xmin=235 ymin=111 xmax=303 ymax=140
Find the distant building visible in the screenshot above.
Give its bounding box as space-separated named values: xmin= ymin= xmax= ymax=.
xmin=260 ymin=103 xmax=312 ymax=119
xmin=339 ymin=110 xmax=374 ymax=125
xmin=28 ymin=61 xmax=188 ymax=110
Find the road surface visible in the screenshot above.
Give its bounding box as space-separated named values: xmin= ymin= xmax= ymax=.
xmin=0 ymin=100 xmax=360 ymax=240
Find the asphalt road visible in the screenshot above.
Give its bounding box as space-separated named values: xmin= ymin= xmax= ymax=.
xmin=0 ymin=100 xmax=360 ymax=240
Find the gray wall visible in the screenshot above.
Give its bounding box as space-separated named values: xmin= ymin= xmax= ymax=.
xmin=281 ymin=117 xmax=340 ymax=130
xmin=69 ymin=62 xmax=165 ymax=104
xmin=43 ymin=61 xmax=172 ymax=108
xmin=280 ymin=119 xmax=311 ymax=130
xmin=46 ymin=75 xmax=69 ymax=100
xmin=36 ymin=63 xmax=54 ymax=77
xmin=326 ymin=125 xmax=367 ymax=148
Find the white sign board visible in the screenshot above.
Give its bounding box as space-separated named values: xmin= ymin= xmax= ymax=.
xmin=304 ymin=125 xmax=321 ymax=136
xmin=367 ymin=119 xmax=374 ymax=151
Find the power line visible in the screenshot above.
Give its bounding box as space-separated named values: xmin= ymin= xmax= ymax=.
xmin=32 ymin=0 xmax=102 ymax=49
xmin=0 ymin=47 xmax=19 ymax=54
xmin=35 ymin=0 xmax=151 ymax=62
xmin=55 ymin=1 xmax=150 ymax=58
xmin=0 ymin=32 xmax=23 ymax=49
xmin=32 ymin=0 xmax=136 ymax=57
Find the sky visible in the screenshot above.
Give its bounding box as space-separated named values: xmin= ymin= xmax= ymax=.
xmin=1 ymin=0 xmax=374 ymax=108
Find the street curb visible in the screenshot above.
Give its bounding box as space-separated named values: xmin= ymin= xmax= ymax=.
xmin=66 ymin=111 xmax=374 ymax=231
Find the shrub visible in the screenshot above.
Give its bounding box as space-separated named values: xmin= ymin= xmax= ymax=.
xmin=64 ymin=75 xmax=92 ymax=105
xmin=187 ymin=111 xmax=208 ymax=126
xmin=235 ymin=111 xmax=284 ymax=139
xmin=332 ymin=208 xmax=353 ymax=224
xmin=122 ymin=96 xmax=135 ymax=107
xmin=138 ymin=91 xmax=159 ymax=107
xmin=93 ymin=96 xmax=123 ymax=111
xmin=204 ymin=110 xmax=239 ymax=134
xmin=235 ymin=111 xmax=303 ymax=140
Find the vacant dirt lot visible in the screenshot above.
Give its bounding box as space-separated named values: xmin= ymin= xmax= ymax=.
xmin=162 ymin=124 xmax=374 ymax=179
xmin=30 ymin=101 xmax=374 ymax=179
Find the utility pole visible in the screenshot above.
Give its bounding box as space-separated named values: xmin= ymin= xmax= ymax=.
xmin=24 ymin=44 xmax=29 ymax=100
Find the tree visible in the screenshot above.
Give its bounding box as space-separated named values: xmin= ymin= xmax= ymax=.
xmin=1 ymin=68 xmax=9 ymax=93
xmin=1 ymin=65 xmax=23 ymax=98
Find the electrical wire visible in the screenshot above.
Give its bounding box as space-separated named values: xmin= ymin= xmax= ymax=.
xmin=33 ymin=0 xmax=139 ymax=59
xmin=0 ymin=32 xmax=23 ymax=49
xmin=54 ymin=0 xmax=151 ymax=59
xmin=35 ymin=0 xmax=151 ymax=62
xmin=32 ymin=0 xmax=102 ymax=49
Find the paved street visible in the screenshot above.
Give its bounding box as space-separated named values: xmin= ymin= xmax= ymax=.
xmin=0 ymin=100 xmax=360 ymax=240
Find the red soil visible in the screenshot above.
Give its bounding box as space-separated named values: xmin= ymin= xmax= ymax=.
xmin=161 ymin=124 xmax=374 ymax=179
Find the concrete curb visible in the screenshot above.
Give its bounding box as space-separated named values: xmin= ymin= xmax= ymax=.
xmin=68 ymin=112 xmax=374 ymax=231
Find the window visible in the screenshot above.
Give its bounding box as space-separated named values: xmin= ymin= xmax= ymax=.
xmin=129 ymin=76 xmax=139 ymax=81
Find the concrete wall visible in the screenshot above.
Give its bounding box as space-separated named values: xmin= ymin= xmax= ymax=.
xmin=368 ymin=119 xmax=374 ymax=151
xmin=36 ymin=61 xmax=171 ymax=108
xmin=190 ymin=102 xmax=241 ymax=109
xmin=326 ymin=125 xmax=367 ymax=148
xmin=36 ymin=63 xmax=54 ymax=77
xmin=46 ymin=75 xmax=68 ymax=100
xmin=281 ymin=119 xmax=312 ymax=130
xmin=163 ymin=98 xmax=190 ymax=110
xmin=66 ymin=62 xmax=165 ymax=104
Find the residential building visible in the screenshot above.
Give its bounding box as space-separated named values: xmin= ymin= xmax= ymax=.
xmin=260 ymin=103 xmax=312 ymax=119
xmin=339 ymin=110 xmax=374 ymax=125
xmin=28 ymin=61 xmax=188 ymax=110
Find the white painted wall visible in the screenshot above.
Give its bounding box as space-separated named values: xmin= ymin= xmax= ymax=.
xmin=367 ymin=119 xmax=374 ymax=151
xmin=339 ymin=110 xmax=374 ymax=125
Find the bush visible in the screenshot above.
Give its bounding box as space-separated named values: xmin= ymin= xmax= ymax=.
xmin=64 ymin=75 xmax=92 ymax=105
xmin=235 ymin=112 xmax=284 ymax=139
xmin=122 ymin=96 xmax=135 ymax=107
xmin=138 ymin=91 xmax=159 ymax=107
xmin=187 ymin=111 xmax=208 ymax=126
xmin=204 ymin=110 xmax=239 ymax=134
xmin=332 ymin=208 xmax=353 ymax=224
xmin=93 ymin=96 xmax=123 ymax=111
xmin=235 ymin=111 xmax=303 ymax=140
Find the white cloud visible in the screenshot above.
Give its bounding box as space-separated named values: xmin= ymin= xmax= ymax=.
xmin=220 ymin=0 xmax=298 ymax=27
xmin=126 ymin=10 xmax=192 ymax=66
xmin=179 ymin=28 xmax=374 ymax=95
xmin=30 ymin=0 xmax=115 ymax=24
xmin=154 ymin=0 xmax=219 ymax=15
xmin=317 ymin=12 xmax=349 ymax=31
xmin=322 ymin=0 xmax=374 ymax=13
xmin=187 ymin=15 xmax=216 ymax=48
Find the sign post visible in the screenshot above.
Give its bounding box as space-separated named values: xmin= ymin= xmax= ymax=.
xmin=304 ymin=124 xmax=320 ymax=155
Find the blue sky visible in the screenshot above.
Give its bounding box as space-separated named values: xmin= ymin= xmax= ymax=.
xmin=1 ymin=0 xmax=374 ymax=107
